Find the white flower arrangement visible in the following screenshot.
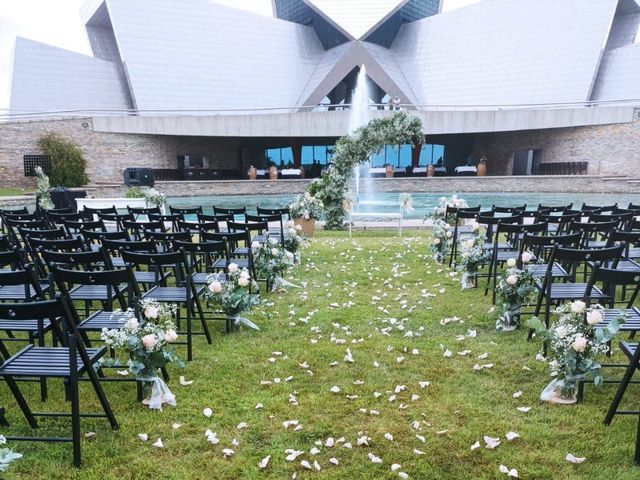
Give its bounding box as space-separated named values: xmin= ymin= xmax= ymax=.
xmin=430 ymin=220 xmax=452 ymax=263
xmin=425 ymin=194 xmax=468 ymax=223
xmin=526 ymin=301 xmax=625 ymax=400
xmin=283 ymin=219 xmax=304 ymax=255
xmin=34 ymin=166 xmax=54 ymax=210
xmin=456 ymin=226 xmax=490 ymax=288
xmin=203 ymin=264 xmax=259 ymax=329
xmin=0 ymin=436 xmax=22 ymax=473
xmin=495 ymin=254 xmax=537 ymax=331
xmin=253 ymin=237 xmax=296 ymax=291
xmin=142 ymin=187 xmax=167 ymax=208
xmin=289 ymin=192 xmax=324 ymax=220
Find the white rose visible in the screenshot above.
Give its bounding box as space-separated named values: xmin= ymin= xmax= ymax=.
xmin=586 ymin=309 xmax=603 ymax=325
xmin=433 ymin=238 xmax=441 ymax=245
xmin=303 ymin=213 xmax=310 ymax=220
xmin=295 ymin=224 xmax=302 ymax=231
xmin=144 ymin=306 xmax=158 ymax=319
xmin=443 ymin=223 xmax=451 ymax=230
xmin=521 ymin=252 xmax=533 ymax=264
xmin=142 ymin=334 xmax=157 ymax=350
xmin=124 ymin=316 xmax=139 ymax=330
xmin=271 ymin=248 xmax=278 ymax=256
xmin=228 ymin=263 xmax=239 ymax=273
xmin=572 ymin=335 xmax=588 ymax=353
xmin=506 ymin=258 xmax=517 ymax=268
xmin=268 ymin=237 xmax=278 ymax=245
xmin=555 ymin=325 xmax=568 ymax=339
xmin=464 ymin=239 xmax=474 ymax=249
xmin=285 ymin=250 xmax=294 ymax=259
xmin=288 ymin=228 xmax=297 ymax=236
xmin=251 ymin=241 xmax=260 ymax=249
xmin=239 ymin=269 xmax=250 ymax=279
xmin=571 ymin=301 xmax=586 ymax=314
xmin=446 ymin=231 xmax=452 ymax=238
xmin=469 ymin=221 xmax=479 ymax=231
xmin=164 ymin=330 xmax=178 ymax=343
xmin=238 ymin=277 xmax=249 ymax=287
xmin=209 ymin=281 xmax=222 ymax=293
xmin=506 ymin=274 xmax=518 ymax=286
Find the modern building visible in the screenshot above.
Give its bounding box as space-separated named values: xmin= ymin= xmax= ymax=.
xmin=2 ymin=0 xmax=640 ymax=187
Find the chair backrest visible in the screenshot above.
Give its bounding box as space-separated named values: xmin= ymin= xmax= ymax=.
xmin=213 ymin=206 xmax=246 ymax=222
xmin=455 ymin=209 xmax=480 ymax=222
xmin=52 ymin=264 xmax=140 ymax=310
xmin=0 ymin=207 xmax=29 ymax=216
xmin=537 ymin=204 xmax=572 ymax=213
xmin=46 ymin=211 xmax=83 ymax=225
xmin=143 ymin=230 xmax=192 ymax=250
xmin=82 ymin=205 xmax=117 ymax=221
xmin=63 ymin=218 xmax=106 ymax=234
xmin=173 ymin=239 xmax=227 ymax=272
xmin=3 ymin=212 xmax=40 ymax=222
xmin=40 ymin=247 xmax=110 ymax=272
xmin=547 ymin=244 xmax=623 ymax=280
xmin=102 ymin=238 xmax=157 ymax=254
xmin=586 ymin=263 xmax=640 ymax=308
xmin=491 ymin=204 xmax=527 ymax=214
xmin=120 ymin=249 xmax=190 ymax=286
xmin=228 ymin=220 xmax=268 ymax=236
xmin=201 ymin=230 xmax=248 ymax=251
xmin=148 ymin=212 xmax=181 ymax=228
xmin=176 ymin=219 xmax=218 ymax=234
xmin=246 ymin=214 xmax=283 ymax=234
xmin=169 ymin=205 xmax=203 ymax=217
xmin=582 ymin=203 xmax=617 ymax=213
xmin=127 ymin=206 xmax=161 ymax=216
xmin=122 ymin=219 xmax=166 ymax=240
xmin=18 ymin=226 xmax=67 ymax=241
xmin=198 ymin=212 xmax=231 ymax=224
xmin=256 ymin=206 xmax=291 ymax=220
xmin=28 ymin=236 xmax=86 ymax=253
xmin=80 ymin=228 xmax=130 ymax=245
xmin=520 ymin=231 xmax=582 ymax=260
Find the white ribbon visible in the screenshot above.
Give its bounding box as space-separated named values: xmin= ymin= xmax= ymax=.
xmin=137 ymin=375 xmax=177 ymax=410
xmin=272 ymin=276 xmax=302 ymax=292
xmin=233 ymin=315 xmax=261 ymax=331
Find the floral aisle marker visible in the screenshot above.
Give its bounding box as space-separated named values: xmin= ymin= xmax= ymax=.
xmin=495 ymin=253 xmax=536 ymax=331
xmin=456 ymin=221 xmax=489 ymax=289
xmin=526 ymin=301 xmax=625 ymax=404
xmin=0 ymin=436 xmax=22 ymax=473
xmin=34 ymin=166 xmax=54 ymax=210
xmin=204 ymin=263 xmax=260 ymax=330
xmin=126 ymin=186 xmax=167 ymax=210
xmin=253 ymin=238 xmax=297 ymax=292
xmin=283 ymin=220 xmax=305 ymax=263
xmin=425 ymin=195 xmax=468 ymax=263
xmin=100 ymin=299 xmax=183 ymax=410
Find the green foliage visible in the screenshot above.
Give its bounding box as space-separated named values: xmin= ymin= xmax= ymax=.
xmin=312 ymin=112 xmax=423 ymax=229
xmin=126 ymin=186 xmax=144 ymax=198
xmin=37 ymin=133 xmax=89 ymax=187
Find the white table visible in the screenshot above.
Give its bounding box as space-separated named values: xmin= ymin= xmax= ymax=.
xmin=348 ymin=212 xmax=403 ymax=236
xmin=281 ymin=169 xmax=302 ymax=176
xmin=413 ymin=167 xmax=427 ymax=174
xmin=455 ymin=166 xmax=477 ymax=173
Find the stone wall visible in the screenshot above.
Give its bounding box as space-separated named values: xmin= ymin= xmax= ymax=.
xmin=473 ymin=111 xmax=640 ymax=175
xmin=0 ymin=118 xmax=241 ymax=188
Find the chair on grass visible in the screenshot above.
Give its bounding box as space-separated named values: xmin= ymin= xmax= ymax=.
xmin=447 ymin=208 xmax=480 ymax=268
xmin=213 ymin=206 xmax=246 ymax=222
xmin=0 ymin=296 xmax=118 ymax=467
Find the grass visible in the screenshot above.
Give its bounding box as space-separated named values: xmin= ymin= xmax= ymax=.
xmin=0 ymin=188 xmax=31 ymax=197
xmin=2 ymin=229 xmax=640 ymax=479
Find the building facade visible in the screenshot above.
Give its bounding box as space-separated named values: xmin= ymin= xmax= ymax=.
xmin=2 ymin=0 xmax=640 ymax=187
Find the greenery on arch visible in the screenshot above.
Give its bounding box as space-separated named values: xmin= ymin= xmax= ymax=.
xmin=309 ymin=112 xmax=424 ymax=230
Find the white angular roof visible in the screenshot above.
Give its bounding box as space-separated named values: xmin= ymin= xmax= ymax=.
xmin=304 ymin=0 xmax=406 ymax=39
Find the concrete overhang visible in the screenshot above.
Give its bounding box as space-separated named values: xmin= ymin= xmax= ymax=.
xmin=91 ymin=106 xmax=637 ymax=138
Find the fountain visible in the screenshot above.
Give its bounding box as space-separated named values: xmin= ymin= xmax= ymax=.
xmin=348 ymin=65 xmax=371 ymax=205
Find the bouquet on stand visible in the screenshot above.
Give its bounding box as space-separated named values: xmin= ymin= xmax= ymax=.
xmin=34 ymin=166 xmax=54 ymax=210
xmin=456 ymin=225 xmax=490 ymax=289
xmin=101 ymin=299 xmax=183 ymax=410
xmin=283 ymin=220 xmax=305 ymax=263
xmin=425 ymin=195 xmax=468 ymax=263
xmin=204 ymin=263 xmax=260 ymax=331
xmin=526 ymin=301 xmax=625 ymax=404
xmin=253 ymin=238 xmax=297 ymax=291
xmin=495 ymin=253 xmax=537 ymax=331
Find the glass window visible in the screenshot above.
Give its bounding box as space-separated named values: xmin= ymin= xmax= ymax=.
xmin=264 ymin=147 xmax=293 ymax=166
xmin=418 ymin=144 xmax=445 ymax=165
xmin=398 ymin=145 xmax=412 ymax=168
xmin=371 ymin=147 xmax=385 ymax=167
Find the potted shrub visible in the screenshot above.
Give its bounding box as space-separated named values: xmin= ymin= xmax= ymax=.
xmin=427 ymin=164 xmax=435 ymax=177
xmin=269 ymin=165 xmax=279 ymax=180
xmin=385 ymin=164 xmax=394 ymax=178
xmin=247 ymin=165 xmax=257 ymax=180
xmin=289 ymin=192 xmax=324 ymax=237
xmin=477 ymin=156 xmax=488 ymax=176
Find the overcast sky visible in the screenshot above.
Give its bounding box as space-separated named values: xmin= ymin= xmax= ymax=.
xmin=0 ymin=0 xmax=480 ymax=111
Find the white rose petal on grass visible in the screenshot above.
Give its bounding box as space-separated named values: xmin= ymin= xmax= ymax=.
xmin=368 ymin=452 xmax=383 ymax=464
xmin=152 ymin=438 xmax=164 ymax=448
xmin=419 ymin=381 xmax=430 ymax=389
xmin=222 ymin=448 xmax=234 ymax=458
xmin=179 ymin=375 xmax=193 ymax=386
xmin=330 ymin=385 xmax=341 ymax=393
xmin=484 ymin=436 xmax=501 ymax=449
xmin=357 ymin=436 xmax=370 ymax=446
xmin=285 ymin=449 xmax=305 ymax=462
xmin=398 ymin=473 xmax=409 ymax=479
xmin=300 ymin=460 xmax=312 ymax=470
xmin=138 ymin=433 xmax=148 ymax=442
xmin=255 ymin=403 xmax=264 ymax=409
xmin=172 ymin=423 xmax=181 ymax=430
xmin=384 ymin=433 xmax=394 ymax=441
xmin=258 ymin=455 xmax=271 ymax=469
xmin=329 ymin=457 xmax=339 ymax=465
xmin=566 ymin=453 xmax=586 ymax=464
xmin=505 ymin=432 xmax=520 ymax=441
xmin=391 ymin=463 xmax=402 ymax=471
xmin=203 ymin=408 xmax=213 ymax=418
xmin=116 ymin=370 xmax=129 ymax=376
xmin=236 ymin=422 xmax=248 ymax=430
xmin=517 ymin=407 xmax=531 ymax=413
xmin=324 ymin=437 xmax=335 ymax=447
xmin=413 ymin=448 xmax=425 ymax=455
xmin=512 ymin=391 xmax=523 ymax=399
xmin=499 ymin=465 xmax=519 ymax=478
xmin=232 ymin=438 xmax=240 ymax=447
xmin=310 ymin=447 xmax=321 ymax=455
xmin=470 ymin=441 xmax=481 ymax=451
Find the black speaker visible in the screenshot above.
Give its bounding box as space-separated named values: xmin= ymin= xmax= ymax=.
xmin=123 ymin=168 xmax=155 ymax=187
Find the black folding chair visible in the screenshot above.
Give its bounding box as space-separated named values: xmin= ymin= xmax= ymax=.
xmin=81 ymin=205 xmax=117 ymax=221
xmin=0 ymin=296 xmax=118 ymax=467
xmin=213 ymin=206 xmax=246 ymax=222
xmin=448 ymin=208 xmax=480 ymax=268
xmin=120 ymin=250 xmax=210 ymax=361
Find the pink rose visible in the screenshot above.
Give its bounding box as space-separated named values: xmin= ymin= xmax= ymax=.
xmin=142 ymin=334 xmax=157 ymax=350
xmin=209 ymin=281 xmax=222 ymax=293
xmin=521 ymin=252 xmax=533 ymax=264
xmin=238 ymin=277 xmax=249 ymax=287
xmin=572 ymin=336 xmax=587 ymax=353
xmin=228 ymin=263 xmax=239 ymax=273
xmin=506 ymin=274 xmax=518 ymax=286
xmin=164 ymin=330 xmax=178 ymax=343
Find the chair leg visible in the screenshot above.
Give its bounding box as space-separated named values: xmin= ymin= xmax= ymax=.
xmin=4 ymin=377 xmax=37 ymax=428
xmin=69 ymin=374 xmax=81 ymax=468
xmin=85 ymin=362 xmax=118 ymax=431
xmin=186 ymin=304 xmax=193 ymax=362
xmin=636 ymin=413 xmax=640 ymax=465
xmin=160 ymin=366 xmax=170 ymax=382
xmin=194 ymin=298 xmax=212 ymax=345
xmin=604 ymin=359 xmax=637 ymax=425
xmin=0 ymin=407 xmax=8 ymax=427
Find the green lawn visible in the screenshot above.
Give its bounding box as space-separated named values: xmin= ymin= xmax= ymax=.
xmin=0 ymin=188 xmax=31 ymax=197
xmin=2 ymin=230 xmax=639 ymax=479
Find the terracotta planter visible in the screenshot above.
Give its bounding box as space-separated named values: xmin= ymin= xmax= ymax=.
xmin=385 ymin=165 xmax=394 ymax=178
xmin=427 ymin=165 xmax=435 ymax=177
xmin=477 ymin=163 xmax=487 ymax=176
xmin=247 ymin=167 xmax=257 ymax=180
xmin=294 ymin=217 xmax=315 ymax=237
xmin=268 ymin=166 xmax=278 ymax=180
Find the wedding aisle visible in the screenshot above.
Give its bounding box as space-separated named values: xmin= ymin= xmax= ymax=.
xmin=5 ymin=231 xmax=636 ymax=479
